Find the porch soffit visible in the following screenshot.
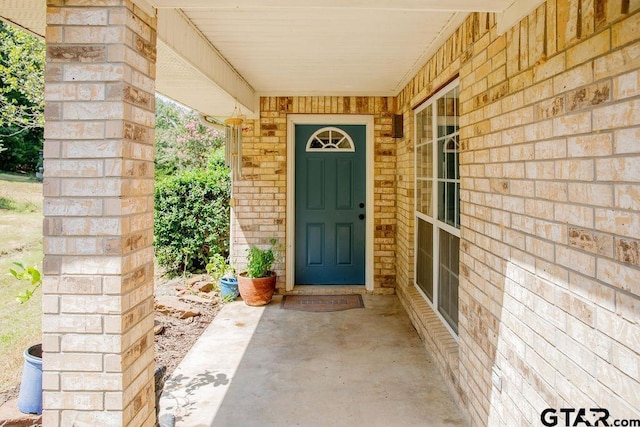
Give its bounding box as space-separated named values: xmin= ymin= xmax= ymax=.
xmin=1 ymin=0 xmax=522 ymax=118
xmin=148 ymin=0 xmax=518 ymax=102
xmin=0 ymin=0 xmax=45 ymax=37
xmin=155 ymin=8 xmax=257 ymax=118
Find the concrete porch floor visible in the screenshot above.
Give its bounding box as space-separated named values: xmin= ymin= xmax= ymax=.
xmin=158 ymin=294 xmax=467 ymax=427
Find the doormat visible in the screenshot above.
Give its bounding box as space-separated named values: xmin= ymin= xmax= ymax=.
xmin=280 ymin=294 xmax=364 ymax=312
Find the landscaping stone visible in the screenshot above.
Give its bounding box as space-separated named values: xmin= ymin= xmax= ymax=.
xmin=164 ymin=277 xmax=182 ymax=288
xmin=154 ymin=320 xmax=165 ymax=335
xmin=192 ymin=281 xmax=213 ymax=293
xmin=179 ymin=294 xmax=212 ymax=305
xmin=155 ymin=296 xmax=200 ymax=319
xmin=0 ymin=398 xmax=42 ymax=427
xmin=185 ymin=275 xmax=205 ymax=286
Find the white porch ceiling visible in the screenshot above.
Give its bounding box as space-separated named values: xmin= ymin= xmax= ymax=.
xmin=0 ymin=0 xmax=45 ymax=37
xmin=1 ymin=0 xmax=518 ymax=117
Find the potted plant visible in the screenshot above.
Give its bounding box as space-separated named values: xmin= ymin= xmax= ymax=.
xmin=206 ymin=253 xmax=238 ymax=301
xmin=9 ymin=262 xmax=43 ymax=415
xmin=237 ymin=238 xmax=279 ymax=306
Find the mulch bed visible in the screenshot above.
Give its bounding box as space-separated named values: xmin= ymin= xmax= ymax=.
xmin=0 ymin=274 xmax=223 ymax=413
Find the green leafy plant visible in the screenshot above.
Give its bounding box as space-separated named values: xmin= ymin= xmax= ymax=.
xmin=206 ymin=253 xmax=235 ymax=282
xmin=0 ymin=195 xmax=38 ymax=212
xmin=245 ymin=238 xmax=280 ymax=278
xmin=9 ymin=261 xmax=41 ymax=304
xmin=154 ymin=162 xmax=231 ymax=274
xmin=222 ymin=293 xmax=236 ymax=303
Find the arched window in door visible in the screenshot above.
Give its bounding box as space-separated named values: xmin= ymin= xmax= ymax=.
xmin=306 ymin=127 xmax=355 ymax=152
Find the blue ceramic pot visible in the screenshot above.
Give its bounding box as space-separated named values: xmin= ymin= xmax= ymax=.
xmin=220 ymin=277 xmax=239 ymax=300
xmin=17 ymin=343 xmax=42 ymax=415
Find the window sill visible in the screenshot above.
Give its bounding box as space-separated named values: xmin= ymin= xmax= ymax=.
xmin=398 ymin=284 xmax=461 ymax=392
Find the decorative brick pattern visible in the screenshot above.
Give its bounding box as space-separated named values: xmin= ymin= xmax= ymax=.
xmin=230 ymin=96 xmax=396 ymax=292
xmin=394 ymin=2 xmax=640 ymax=426
xmin=43 ymin=2 xmax=157 ymax=426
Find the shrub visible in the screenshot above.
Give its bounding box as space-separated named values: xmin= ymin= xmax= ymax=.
xmin=154 ymin=163 xmax=230 ymax=274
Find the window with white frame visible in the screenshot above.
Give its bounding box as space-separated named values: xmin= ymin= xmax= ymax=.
xmin=306 ymin=127 xmax=355 ymax=151
xmin=414 ymin=80 xmax=460 ymax=335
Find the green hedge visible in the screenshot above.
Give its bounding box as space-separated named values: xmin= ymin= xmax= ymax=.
xmin=154 ymin=163 xmax=230 ymax=274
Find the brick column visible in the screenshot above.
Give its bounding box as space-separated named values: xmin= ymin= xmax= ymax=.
xmin=43 ymin=2 xmax=157 ymax=426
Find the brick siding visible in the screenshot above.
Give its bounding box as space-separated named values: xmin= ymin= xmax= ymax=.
xmin=395 ymin=2 xmax=640 ymax=425
xmin=43 ymin=1 xmax=157 ymax=426
xmin=231 ymin=96 xmax=397 ymax=292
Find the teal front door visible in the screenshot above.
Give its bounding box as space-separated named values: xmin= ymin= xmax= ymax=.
xmin=295 ymin=124 xmax=366 ymax=285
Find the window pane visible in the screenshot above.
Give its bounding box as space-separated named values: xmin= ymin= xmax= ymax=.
xmin=436 ymin=86 xmax=460 ymax=230
xmin=416 ymin=180 xmax=432 ymax=217
xmin=417 ymin=105 xmax=432 ymax=143
xmin=437 ymin=97 xmax=446 ymax=138
xmin=452 ymin=136 xmax=459 ymax=180
xmin=416 ymin=144 xmax=432 ymax=178
xmin=337 ymin=138 xmax=350 ymax=149
xmin=416 ymin=219 xmax=433 ymax=301
xmin=454 ymin=183 xmax=460 ymax=228
xmin=446 ymin=182 xmax=457 ymax=227
xmin=437 ymin=138 xmax=445 ymax=179
xmin=438 ymin=231 xmax=459 ymax=333
xmin=438 ymin=181 xmax=445 ymax=223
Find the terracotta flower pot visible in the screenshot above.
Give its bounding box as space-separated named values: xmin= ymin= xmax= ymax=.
xmin=237 ymin=272 xmax=277 ymax=306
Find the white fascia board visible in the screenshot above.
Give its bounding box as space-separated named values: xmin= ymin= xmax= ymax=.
xmin=156 ymin=8 xmax=257 ymax=115
xmin=497 ymin=0 xmax=546 ymax=34
xmin=149 ymin=0 xmax=513 ymax=13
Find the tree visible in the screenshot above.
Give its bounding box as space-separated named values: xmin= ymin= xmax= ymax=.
xmin=154 ymin=95 xmax=225 ymax=177
xmin=0 ymin=22 xmax=45 ymax=173
xmin=0 ymin=22 xmax=44 ymax=133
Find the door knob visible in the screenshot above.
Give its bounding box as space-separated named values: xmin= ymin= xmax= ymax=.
xmin=359 ymin=214 xmax=365 ymax=220
xmin=359 ymin=203 xmax=365 ymax=208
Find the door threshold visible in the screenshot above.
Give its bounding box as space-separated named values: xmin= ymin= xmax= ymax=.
xmin=284 ymin=285 xmax=367 ymax=295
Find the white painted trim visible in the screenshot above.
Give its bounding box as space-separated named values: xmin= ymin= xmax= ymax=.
xmin=286 ymin=114 xmax=375 ymax=292
xmin=149 ymin=0 xmax=514 ymax=13
xmin=156 ymin=8 xmax=258 ymax=115
xmin=413 ymin=79 xmax=460 ymax=340
xmin=497 ymin=0 xmax=545 ymax=35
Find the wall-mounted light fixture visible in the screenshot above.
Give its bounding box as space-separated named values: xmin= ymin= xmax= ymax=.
xmin=392 ymin=114 xmax=403 ymax=138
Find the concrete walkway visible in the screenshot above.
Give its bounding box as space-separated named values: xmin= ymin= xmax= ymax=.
xmin=159 ymin=295 xmax=467 ymax=427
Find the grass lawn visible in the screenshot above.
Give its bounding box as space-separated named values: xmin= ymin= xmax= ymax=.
xmin=0 ymin=172 xmax=43 ymax=394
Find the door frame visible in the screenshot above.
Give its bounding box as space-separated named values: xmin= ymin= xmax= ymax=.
xmin=286 ymin=114 xmax=374 ymax=291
